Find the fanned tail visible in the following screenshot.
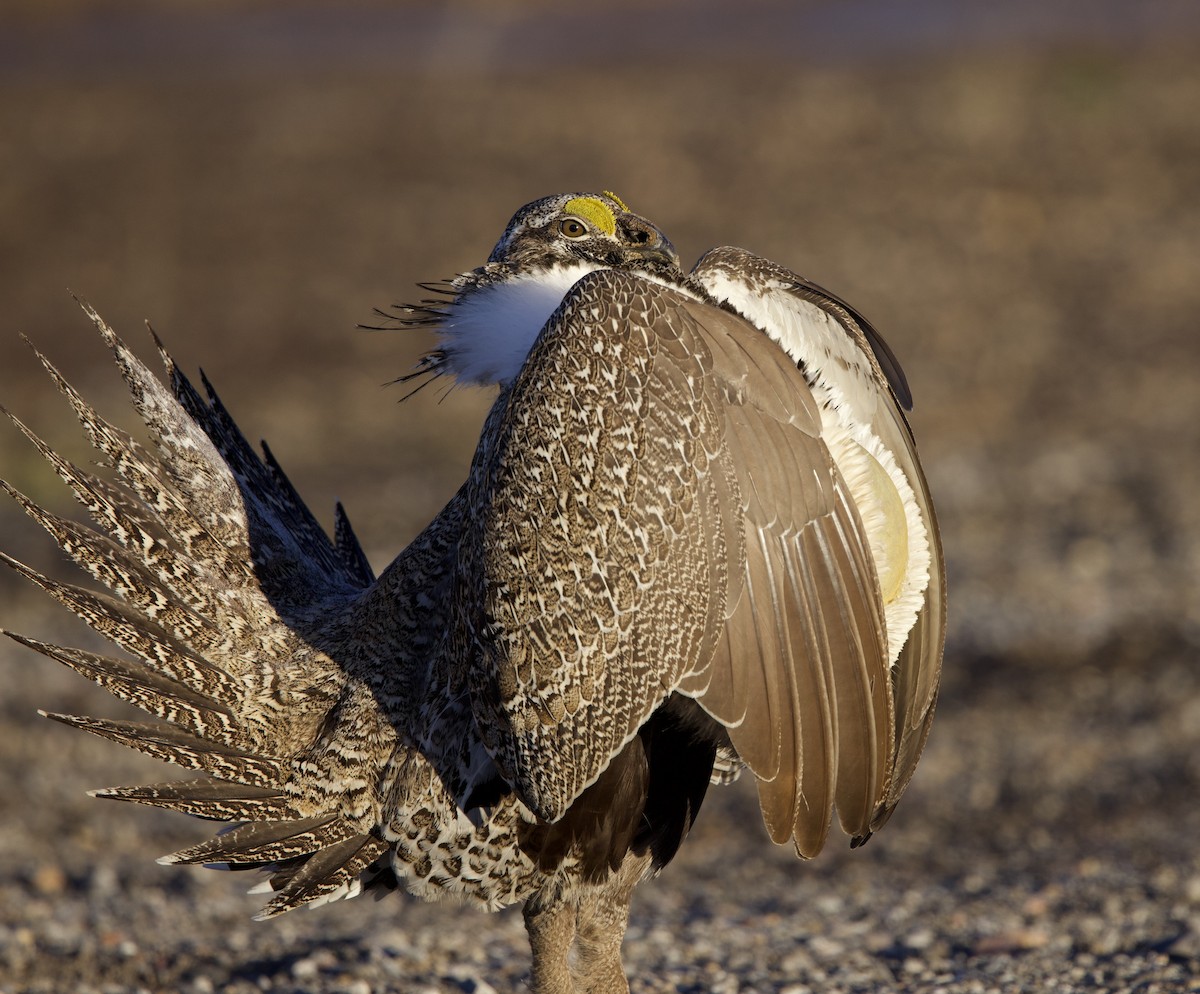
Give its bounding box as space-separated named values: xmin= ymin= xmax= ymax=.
xmin=2 ymin=303 xmax=399 ymax=917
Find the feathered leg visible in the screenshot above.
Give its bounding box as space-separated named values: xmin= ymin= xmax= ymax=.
xmin=524 ymin=892 xmax=578 ymax=994
xmin=522 ymin=852 xmax=647 ymax=994
xmin=573 ymin=855 xmax=647 ymax=994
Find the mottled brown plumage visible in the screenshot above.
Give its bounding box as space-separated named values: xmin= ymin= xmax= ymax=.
xmin=2 ymin=193 xmax=944 ymax=993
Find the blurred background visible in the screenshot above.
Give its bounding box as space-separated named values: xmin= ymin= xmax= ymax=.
xmin=1 ymin=2 xmax=1198 ymax=992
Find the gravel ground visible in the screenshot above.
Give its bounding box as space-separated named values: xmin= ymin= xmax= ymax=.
xmin=1 ymin=7 xmax=1198 ymax=993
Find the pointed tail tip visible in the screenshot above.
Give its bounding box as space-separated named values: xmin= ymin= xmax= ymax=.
xmin=145 ymin=322 xmax=177 ymax=374
xmin=37 ymin=710 xmax=86 ymax=730
xmin=67 ymin=290 xmax=104 ymax=327
xmin=70 ymin=294 xmax=121 ymax=349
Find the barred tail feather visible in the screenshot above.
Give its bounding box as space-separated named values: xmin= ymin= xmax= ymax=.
xmin=332 ymin=499 xmax=374 ymax=588
xmin=0 ymin=406 xmax=228 ymax=624
xmin=158 ymin=814 xmax=346 ymax=866
xmin=90 ymin=779 xmax=290 ymax=822
xmin=1 ymin=482 xmax=219 ymax=647
xmin=157 ymin=330 xmax=374 ymax=607
xmin=3 ymin=302 xmax=406 ymax=919
xmin=253 ymin=834 xmax=391 ymax=919
xmin=0 ymin=552 xmax=238 ymax=706
xmin=2 ymin=631 xmax=236 ymax=741
xmin=22 ymin=336 xmax=249 ymax=583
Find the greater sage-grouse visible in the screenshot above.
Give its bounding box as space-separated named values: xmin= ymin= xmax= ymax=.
xmin=2 ymin=192 xmax=944 ymax=993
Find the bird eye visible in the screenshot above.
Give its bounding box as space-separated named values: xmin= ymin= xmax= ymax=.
xmin=559 ymin=218 xmax=588 ymax=239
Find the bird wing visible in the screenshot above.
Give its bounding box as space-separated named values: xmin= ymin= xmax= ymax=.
xmin=464 ymin=269 xmax=911 ymax=856
xmin=0 ymin=305 xmax=505 ymax=917
xmin=691 ymin=246 xmax=946 ymax=844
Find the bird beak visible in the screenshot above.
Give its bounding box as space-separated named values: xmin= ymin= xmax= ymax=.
xmin=616 ymin=213 xmax=681 ymax=269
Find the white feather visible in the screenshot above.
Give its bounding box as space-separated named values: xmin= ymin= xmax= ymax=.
xmin=440 ymin=263 xmax=602 ymax=386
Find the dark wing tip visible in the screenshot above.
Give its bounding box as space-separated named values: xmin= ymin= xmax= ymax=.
xmin=858 ymin=318 xmax=914 ymax=412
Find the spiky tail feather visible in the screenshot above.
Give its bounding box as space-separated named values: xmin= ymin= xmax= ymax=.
xmin=2 ymin=303 xmax=388 ymax=917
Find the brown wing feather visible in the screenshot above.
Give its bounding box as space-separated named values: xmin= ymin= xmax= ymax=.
xmin=691 ymin=246 xmax=945 ymax=846
xmin=687 ymin=300 xmax=891 ymax=853
xmin=463 ymin=273 xmax=732 ymax=820
xmin=469 ymin=271 xmax=894 ymax=856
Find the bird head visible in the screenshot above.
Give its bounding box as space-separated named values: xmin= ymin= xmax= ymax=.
xmin=394 ymin=192 xmax=681 ymax=388
xmin=486 ymin=191 xmax=680 ymax=273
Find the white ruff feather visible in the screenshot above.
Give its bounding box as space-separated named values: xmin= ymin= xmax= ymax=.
xmin=700 ymin=270 xmax=932 ymax=664
xmin=440 ymin=262 xmax=602 ymax=386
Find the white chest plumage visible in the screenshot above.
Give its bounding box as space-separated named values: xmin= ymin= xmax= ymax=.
xmin=439 ymin=264 xmax=705 ymax=387
xmin=438 ymin=263 xmax=604 ymax=386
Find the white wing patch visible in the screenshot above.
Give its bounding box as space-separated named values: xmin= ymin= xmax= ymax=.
xmin=440 ymin=262 xmax=601 ymax=386
xmin=699 ymin=269 xmax=931 ymax=664
xmin=818 ymin=403 xmax=931 ymax=662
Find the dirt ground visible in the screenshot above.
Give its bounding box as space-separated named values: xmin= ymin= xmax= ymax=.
xmin=1 ymin=6 xmax=1198 ymax=993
